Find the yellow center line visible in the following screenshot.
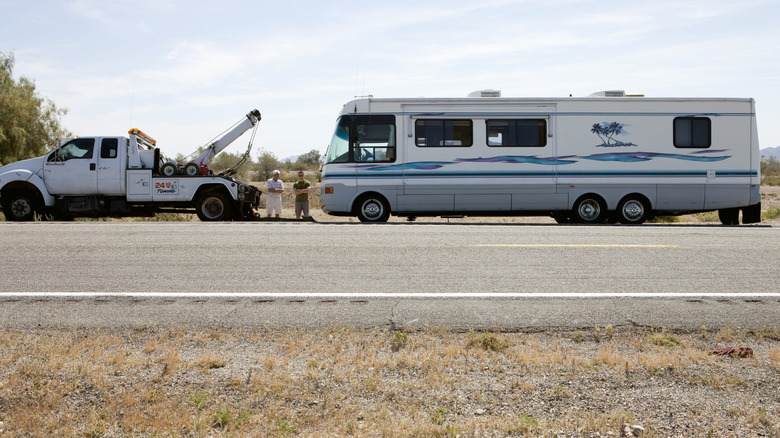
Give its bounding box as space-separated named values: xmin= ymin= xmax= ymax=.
xmin=474 ymin=244 xmax=679 ymax=248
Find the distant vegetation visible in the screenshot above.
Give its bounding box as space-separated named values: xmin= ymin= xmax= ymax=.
xmin=175 ymin=148 xmax=322 ymax=183
xmin=762 ymin=157 xmax=780 ymax=185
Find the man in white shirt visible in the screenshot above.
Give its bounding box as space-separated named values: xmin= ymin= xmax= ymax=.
xmin=266 ymin=170 xmax=284 ymax=217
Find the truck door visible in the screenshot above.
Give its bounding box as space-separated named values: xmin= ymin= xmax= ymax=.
xmin=43 ymin=138 xmax=99 ymax=195
xmin=97 ymin=138 xmax=124 ymax=195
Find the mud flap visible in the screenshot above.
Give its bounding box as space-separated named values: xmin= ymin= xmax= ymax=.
xmin=741 ymin=202 xmax=761 ymax=224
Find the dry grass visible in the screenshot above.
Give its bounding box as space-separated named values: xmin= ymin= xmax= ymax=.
xmin=0 ymin=326 xmax=779 ymax=437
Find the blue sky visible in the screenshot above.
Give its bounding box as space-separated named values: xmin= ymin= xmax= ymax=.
xmin=3 ymin=0 xmax=779 ymax=161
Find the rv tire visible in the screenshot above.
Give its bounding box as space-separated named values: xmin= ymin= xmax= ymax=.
xmin=573 ymin=195 xmax=607 ymax=223
xmin=718 ymin=208 xmax=740 ymax=225
xmin=355 ymin=194 xmax=390 ymax=223
xmin=617 ymin=196 xmax=649 ymax=224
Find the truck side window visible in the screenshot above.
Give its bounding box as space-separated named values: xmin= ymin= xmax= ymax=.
xmin=101 ymin=138 xmax=118 ymax=159
xmin=48 ymin=138 xmax=95 ymax=162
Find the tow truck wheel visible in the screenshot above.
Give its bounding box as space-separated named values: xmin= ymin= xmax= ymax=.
xmin=184 ymin=162 xmax=200 ymax=176
xmin=160 ymin=162 xmax=178 ymax=177
xmin=2 ymin=190 xmax=38 ymax=221
xmin=196 ymin=192 xmax=234 ymax=221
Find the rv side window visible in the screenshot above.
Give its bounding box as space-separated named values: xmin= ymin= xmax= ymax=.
xmin=354 ymin=123 xmax=396 ymax=162
xmin=486 ymin=119 xmax=547 ymax=147
xmin=415 ymin=119 xmax=473 ymax=147
xmin=674 ymin=117 xmax=711 ymax=148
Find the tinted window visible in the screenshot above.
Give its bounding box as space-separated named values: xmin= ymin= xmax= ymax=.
xmin=415 ymin=119 xmax=472 ymax=147
xmin=487 ymin=119 xmax=547 ymax=147
xmin=101 ymin=138 xmax=118 ymax=159
xmin=674 ymin=117 xmax=711 ymax=148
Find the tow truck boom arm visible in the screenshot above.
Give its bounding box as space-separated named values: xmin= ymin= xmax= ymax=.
xmin=191 ymin=109 xmax=261 ymax=166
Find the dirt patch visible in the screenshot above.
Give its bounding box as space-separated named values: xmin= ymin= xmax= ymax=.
xmin=1 ymin=326 xmax=778 ymax=437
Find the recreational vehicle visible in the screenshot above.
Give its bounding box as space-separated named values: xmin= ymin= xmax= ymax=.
xmin=320 ymin=91 xmax=761 ymax=225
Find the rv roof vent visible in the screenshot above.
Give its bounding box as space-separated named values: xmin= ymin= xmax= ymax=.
xmin=468 ymin=89 xmax=501 ymax=98
xmin=589 ymin=90 xmax=626 ymax=97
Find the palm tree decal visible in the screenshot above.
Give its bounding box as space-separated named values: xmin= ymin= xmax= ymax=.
xmin=591 ymin=122 xmax=636 ymax=147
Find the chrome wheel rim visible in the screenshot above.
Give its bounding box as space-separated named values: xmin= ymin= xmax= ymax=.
xmin=361 ymin=199 xmax=383 ymax=220
xmin=577 ymin=199 xmax=601 ymax=221
xmin=622 ymin=200 xmax=644 ymax=221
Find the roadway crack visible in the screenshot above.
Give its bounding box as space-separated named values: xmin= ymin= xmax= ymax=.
xmin=389 ymin=299 xmax=400 ymax=330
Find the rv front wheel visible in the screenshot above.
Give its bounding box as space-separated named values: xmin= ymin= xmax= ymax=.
xmin=355 ymin=194 xmax=390 ymax=223
xmin=617 ymin=196 xmax=649 ymax=224
xmin=573 ymin=195 xmax=606 ymax=223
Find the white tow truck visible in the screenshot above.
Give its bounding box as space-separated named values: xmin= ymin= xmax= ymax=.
xmin=0 ymin=110 xmax=262 ymax=221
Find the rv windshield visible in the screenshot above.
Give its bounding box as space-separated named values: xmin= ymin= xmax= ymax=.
xmin=325 ymin=115 xmax=397 ymax=164
xmin=325 ymin=117 xmax=350 ymax=163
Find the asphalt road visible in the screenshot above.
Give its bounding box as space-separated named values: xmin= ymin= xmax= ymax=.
xmin=0 ymin=221 xmax=778 ymax=331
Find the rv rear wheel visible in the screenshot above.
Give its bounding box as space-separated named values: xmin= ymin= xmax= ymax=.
xmin=617 ymin=196 xmax=649 ymax=224
xmin=355 ymin=194 xmax=390 ymax=223
xmin=718 ymin=208 xmax=740 ymax=225
xmin=573 ymin=195 xmax=607 ymax=223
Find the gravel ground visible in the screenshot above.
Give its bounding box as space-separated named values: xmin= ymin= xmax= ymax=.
xmin=1 ymin=327 xmax=778 ymax=437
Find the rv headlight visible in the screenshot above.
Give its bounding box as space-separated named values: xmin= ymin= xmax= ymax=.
xmin=239 ymin=193 xmax=246 ymax=201
xmin=239 ymin=185 xmax=246 ymax=193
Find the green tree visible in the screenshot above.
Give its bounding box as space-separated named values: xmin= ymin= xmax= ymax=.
xmin=295 ymin=149 xmax=322 ymax=170
xmin=207 ymin=150 xmax=254 ymax=181
xmin=0 ymin=52 xmax=68 ymax=166
xmin=255 ymin=149 xmax=281 ymax=181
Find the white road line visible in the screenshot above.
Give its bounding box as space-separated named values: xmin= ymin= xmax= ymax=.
xmin=0 ymin=292 xmax=778 ymax=298
xmin=473 ymin=244 xmax=680 ymax=248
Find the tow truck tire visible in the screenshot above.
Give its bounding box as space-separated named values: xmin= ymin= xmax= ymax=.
xmin=2 ymin=190 xmax=38 ymax=221
xmin=184 ymin=162 xmax=200 ymax=177
xmin=161 ymin=162 xmax=178 ymax=177
xmin=195 ymin=192 xmax=234 ymax=221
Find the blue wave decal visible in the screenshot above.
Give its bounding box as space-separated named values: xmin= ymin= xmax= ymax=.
xmin=690 ymin=149 xmax=728 ymax=154
xmin=581 ymin=152 xmax=731 ymax=163
xmin=455 ymin=155 xmax=577 ymax=165
xmin=357 ymin=161 xmax=452 ymax=171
